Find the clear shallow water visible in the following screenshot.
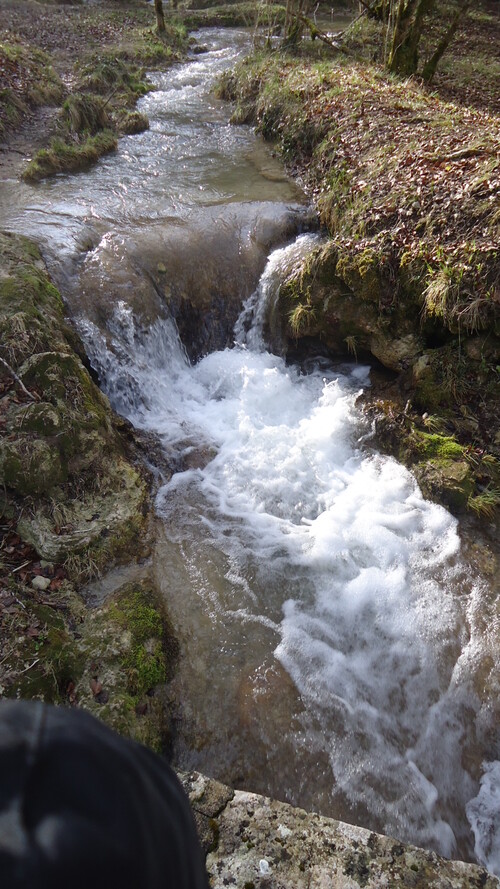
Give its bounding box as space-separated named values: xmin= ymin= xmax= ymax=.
xmin=1 ymin=28 xmax=499 ymax=875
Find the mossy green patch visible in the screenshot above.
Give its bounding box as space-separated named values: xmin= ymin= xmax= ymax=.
xmin=75 ymin=581 xmax=178 ymax=751
xmin=408 ymin=431 xmax=466 ymax=462
xmin=336 ymin=248 xmax=382 ymax=304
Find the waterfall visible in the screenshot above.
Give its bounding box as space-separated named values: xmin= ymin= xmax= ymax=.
xmin=73 ymin=236 xmax=498 ymax=865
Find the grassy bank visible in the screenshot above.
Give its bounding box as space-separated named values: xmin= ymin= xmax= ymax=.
xmin=217 ymin=3 xmax=500 ymax=517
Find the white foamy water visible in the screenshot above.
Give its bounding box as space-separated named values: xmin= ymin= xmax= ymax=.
xmin=467 ymin=762 xmax=500 ymax=875
xmin=78 ymin=239 xmax=498 ymax=866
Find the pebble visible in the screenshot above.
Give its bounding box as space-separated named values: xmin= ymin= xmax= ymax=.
xmin=31 ymin=575 xmax=51 ymax=591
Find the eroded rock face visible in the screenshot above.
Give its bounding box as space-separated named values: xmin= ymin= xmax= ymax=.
xmin=0 ymin=230 xmax=147 ymax=568
xmin=275 ymin=241 xmax=423 ymax=370
xmin=70 ymin=203 xmax=316 ymax=363
xmin=180 ymin=774 xmax=499 ymax=889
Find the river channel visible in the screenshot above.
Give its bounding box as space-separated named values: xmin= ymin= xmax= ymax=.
xmin=1 ymin=27 xmax=499 ymax=875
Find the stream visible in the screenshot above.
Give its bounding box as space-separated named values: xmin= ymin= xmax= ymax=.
xmin=1 ymin=27 xmax=499 ymax=875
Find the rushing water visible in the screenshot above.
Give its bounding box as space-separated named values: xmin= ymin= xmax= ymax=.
xmin=1 ymin=28 xmax=499 ymax=875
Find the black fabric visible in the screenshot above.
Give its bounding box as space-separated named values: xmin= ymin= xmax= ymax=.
xmin=0 ymin=700 xmax=209 ymax=889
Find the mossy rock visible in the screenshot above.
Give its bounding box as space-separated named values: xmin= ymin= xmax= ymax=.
xmin=0 ymin=232 xmax=71 ymax=366
xmin=1 ymin=232 xmax=150 ymax=569
xmin=17 ymin=456 xmax=146 ymax=563
xmin=406 ymin=431 xmax=466 ymax=462
xmin=336 ymin=248 xmax=382 ymax=304
xmin=413 ymin=459 xmax=474 ymax=512
xmin=18 ymin=351 xmax=111 ymax=431
xmin=11 ymin=401 xmax=63 ymax=436
xmin=0 ymin=436 xmax=65 ymax=495
xmin=75 ymin=581 xmax=178 ymax=751
xmin=370 ymin=332 xmax=423 ymax=372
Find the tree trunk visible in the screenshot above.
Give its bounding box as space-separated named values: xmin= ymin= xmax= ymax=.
xmin=155 ymin=0 xmax=166 ymax=33
xmin=283 ymin=0 xmax=313 ymax=47
xmin=363 ymin=0 xmax=390 ymax=21
xmin=421 ymin=0 xmax=472 ymax=82
xmin=388 ymin=0 xmax=435 ymax=76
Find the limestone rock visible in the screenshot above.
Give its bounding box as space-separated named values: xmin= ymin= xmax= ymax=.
xmin=0 ymin=231 xmax=148 ymax=568
xmin=179 ymin=772 xmax=235 ymax=853
xmin=17 ymin=457 xmax=146 ymax=562
xmin=370 ymin=332 xmax=423 ymax=372
xmin=413 ymin=459 xmax=474 ymax=512
xmin=0 ymin=436 xmax=65 ymax=495
xmin=205 ymin=787 xmax=499 ymax=889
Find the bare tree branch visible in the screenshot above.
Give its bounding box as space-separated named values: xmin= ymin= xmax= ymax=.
xmin=0 ymin=356 xmax=39 ymax=401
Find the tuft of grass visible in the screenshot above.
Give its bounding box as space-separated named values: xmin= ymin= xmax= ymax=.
xmin=23 ymin=131 xmax=117 ymax=182
xmin=116 ymin=110 xmax=150 ymax=136
xmin=63 ymin=93 xmax=110 ymax=135
xmin=344 ymin=334 xmax=358 ymax=361
xmin=288 ymin=302 xmax=316 ymax=337
xmin=468 ymin=488 xmax=500 ymax=520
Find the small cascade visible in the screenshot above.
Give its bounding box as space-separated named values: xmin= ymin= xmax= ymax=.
xmin=234 ymin=233 xmax=321 ymax=351
xmin=75 ymin=236 xmax=498 ymax=866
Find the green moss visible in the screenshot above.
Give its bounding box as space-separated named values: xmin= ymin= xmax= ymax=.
xmin=336 ymin=248 xmax=381 ymax=303
xmin=74 ymin=582 xmax=177 ymax=751
xmin=414 ymin=458 xmax=474 ymax=512
xmin=108 ymin=587 xmax=167 ymax=695
xmin=126 ymin=644 xmax=166 ymax=697
xmin=410 ymin=432 xmax=465 ymax=462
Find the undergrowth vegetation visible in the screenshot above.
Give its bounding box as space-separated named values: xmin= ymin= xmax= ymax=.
xmin=0 ymin=39 xmax=64 ymax=138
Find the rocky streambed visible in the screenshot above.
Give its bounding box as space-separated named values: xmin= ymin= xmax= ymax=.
xmin=1 ymin=19 xmax=499 ymax=886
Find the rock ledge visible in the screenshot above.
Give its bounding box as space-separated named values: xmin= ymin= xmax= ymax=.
xmin=180 ymin=773 xmax=499 ymax=889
